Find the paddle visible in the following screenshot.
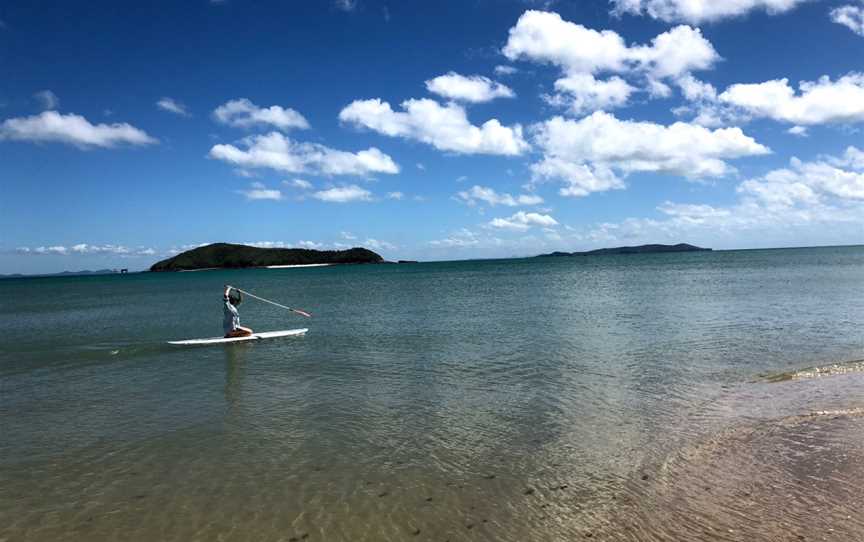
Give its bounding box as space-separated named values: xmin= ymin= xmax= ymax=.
xmin=227 ymin=285 xmax=312 ymax=318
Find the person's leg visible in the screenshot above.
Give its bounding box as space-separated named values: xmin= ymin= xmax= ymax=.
xmin=225 ymin=327 xmax=253 ymax=338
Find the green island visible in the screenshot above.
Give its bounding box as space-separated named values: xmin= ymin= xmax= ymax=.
xmin=536 ymin=243 xmax=712 ymax=258
xmin=149 ymin=243 xmax=383 ymax=271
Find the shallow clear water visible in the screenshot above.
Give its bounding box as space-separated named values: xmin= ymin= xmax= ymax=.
xmin=2 ymin=247 xmax=863 ymax=541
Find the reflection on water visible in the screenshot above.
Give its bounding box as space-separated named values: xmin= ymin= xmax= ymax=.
xmin=1 ymin=247 xmax=863 ymax=540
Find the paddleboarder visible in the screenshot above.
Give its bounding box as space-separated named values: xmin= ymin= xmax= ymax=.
xmin=224 ymin=285 xmax=254 ymax=338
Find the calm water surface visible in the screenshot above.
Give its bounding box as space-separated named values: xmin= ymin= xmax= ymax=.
xmin=2 ymin=247 xmax=864 ymax=541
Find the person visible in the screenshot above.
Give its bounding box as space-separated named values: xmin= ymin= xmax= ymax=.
xmin=223 ymin=286 xmax=253 ymax=338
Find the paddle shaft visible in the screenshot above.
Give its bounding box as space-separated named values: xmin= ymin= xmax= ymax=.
xmin=229 ymin=286 xmax=311 ymax=318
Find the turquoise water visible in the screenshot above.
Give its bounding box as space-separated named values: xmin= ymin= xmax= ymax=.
xmin=2 ymin=247 xmax=864 ymax=541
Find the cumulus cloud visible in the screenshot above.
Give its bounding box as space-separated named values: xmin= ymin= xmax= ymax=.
xmin=34 ymin=90 xmax=59 ymax=110
xmin=156 ymin=97 xmax=190 ymax=116
xmin=502 ymin=10 xmax=719 ymax=112
xmin=456 ymin=185 xmax=543 ymax=207
xmin=718 ymin=73 xmax=864 ymax=125
xmin=549 ymin=74 xmax=635 ymax=114
xmin=530 ymin=158 xmax=625 ymax=197
xmin=787 ymin=125 xmax=808 ymax=137
xmin=209 ymin=132 xmax=399 ymax=176
xmin=832 ymin=4 xmax=864 ymax=36
xmin=503 ymin=11 xmax=718 ymax=79
xmin=386 ymin=191 xmax=404 ymax=200
xmin=311 ymin=184 xmax=373 ymax=203
xmin=571 ymin=147 xmax=864 ymax=248
xmin=213 ymin=98 xmax=309 ymax=131
xmin=494 ymin=65 xmax=519 ymax=76
xmin=339 ymin=98 xmax=528 ymax=155
xmin=425 ymin=72 xmax=515 ymax=103
xmin=0 ymin=111 xmax=157 ymax=148
xmin=530 ymin=112 xmax=769 ymax=197
xmin=610 ymin=0 xmax=809 ymax=24
xmin=489 ymin=211 xmax=558 ymax=230
xmin=237 ymin=181 xmax=283 ymax=200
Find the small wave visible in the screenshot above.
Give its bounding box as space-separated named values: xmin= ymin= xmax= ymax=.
xmin=760 ymin=359 xmax=864 ymax=383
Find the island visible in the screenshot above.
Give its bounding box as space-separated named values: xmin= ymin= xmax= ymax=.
xmin=536 ymin=243 xmax=711 ymax=257
xmin=149 ymin=243 xmax=383 ymax=272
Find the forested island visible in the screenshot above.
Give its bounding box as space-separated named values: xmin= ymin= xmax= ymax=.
xmin=150 ymin=243 xmax=383 ymax=271
xmin=536 ymin=243 xmax=711 ymax=258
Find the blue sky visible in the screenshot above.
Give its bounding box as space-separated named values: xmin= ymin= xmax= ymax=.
xmin=2 ymin=0 xmax=864 ymax=273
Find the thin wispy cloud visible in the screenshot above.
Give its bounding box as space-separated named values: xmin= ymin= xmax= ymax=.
xmin=311 ymin=185 xmax=373 ymax=203
xmin=156 ymin=97 xmax=190 ymax=117
xmin=237 ymin=181 xmax=283 ymax=201
xmin=34 ymin=90 xmax=59 ymax=110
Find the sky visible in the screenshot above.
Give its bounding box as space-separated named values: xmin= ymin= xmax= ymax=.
xmin=2 ymin=0 xmax=864 ymax=273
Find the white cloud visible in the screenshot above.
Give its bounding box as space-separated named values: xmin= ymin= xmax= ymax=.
xmin=285 ymin=178 xmax=313 ymax=189
xmin=429 ymin=228 xmax=482 ymax=248
xmin=213 ymin=98 xmax=309 ymax=131
xmin=502 ymin=11 xmax=718 ymax=81
xmin=425 ymin=72 xmax=515 ymax=103
xmin=16 ymin=244 xmax=155 ymax=256
xmin=209 ymin=132 xmax=399 ymax=176
xmin=610 ymin=0 xmax=809 ymax=24
xmin=156 ymin=97 xmax=190 ymax=116
xmin=0 ymin=111 xmax=157 ymax=148
xmin=238 ymin=181 xmax=283 ymax=201
xmin=549 ymin=74 xmax=635 ymax=114
xmin=677 ymin=74 xmax=717 ymax=102
xmin=34 ymin=90 xmax=59 ymax=110
xmin=530 ymin=158 xmax=625 ymax=197
xmin=339 ymin=98 xmax=528 ymax=155
xmin=832 ymin=4 xmax=864 ymax=36
xmin=787 ymin=125 xmax=808 ymax=137
xmin=719 ymin=73 xmax=864 ymax=125
xmin=244 ymin=241 xmax=290 ymax=248
xmin=531 ymin=112 xmax=769 ymax=196
xmin=489 ymin=211 xmax=558 ymax=230
xmin=364 ymin=238 xmax=397 ymax=251
xmin=340 ymin=231 xmax=357 ymax=240
xmin=494 ymin=65 xmax=518 ymax=76
xmin=297 ymin=240 xmax=325 ymax=249
xmin=386 ymin=191 xmax=404 ymax=200
xmin=311 ymin=184 xmax=373 ymax=203
xmin=573 ymin=147 xmax=864 ymax=249
xmin=456 ymin=185 xmax=543 ymax=207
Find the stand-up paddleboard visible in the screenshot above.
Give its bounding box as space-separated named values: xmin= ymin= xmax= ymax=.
xmin=168 ymin=328 xmax=308 ymax=346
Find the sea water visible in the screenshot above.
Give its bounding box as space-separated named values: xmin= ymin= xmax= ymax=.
xmin=2 ymin=247 xmax=863 ymax=541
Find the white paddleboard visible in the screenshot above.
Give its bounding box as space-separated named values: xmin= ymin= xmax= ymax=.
xmin=168 ymin=328 xmax=308 ymax=346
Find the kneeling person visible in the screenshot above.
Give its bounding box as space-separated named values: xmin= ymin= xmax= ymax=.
xmin=224 ymin=286 xmax=253 ymax=337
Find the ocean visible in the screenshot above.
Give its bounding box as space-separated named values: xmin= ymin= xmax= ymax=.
xmin=2 ymin=246 xmax=864 ymax=541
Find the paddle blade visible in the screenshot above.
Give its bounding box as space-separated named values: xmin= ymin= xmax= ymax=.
xmin=292 ymin=308 xmax=312 ymax=318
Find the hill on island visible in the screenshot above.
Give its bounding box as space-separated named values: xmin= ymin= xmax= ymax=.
xmin=537 ymin=243 xmax=711 ymax=257
xmin=150 ymin=243 xmax=383 ymax=271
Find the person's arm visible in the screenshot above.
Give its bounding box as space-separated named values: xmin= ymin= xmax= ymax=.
xmin=224 ymin=285 xmax=231 ymax=300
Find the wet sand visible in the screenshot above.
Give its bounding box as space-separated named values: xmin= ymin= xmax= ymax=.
xmin=595 ymin=408 xmax=864 ymax=541
xmin=3 ymin=368 xmax=863 ymax=541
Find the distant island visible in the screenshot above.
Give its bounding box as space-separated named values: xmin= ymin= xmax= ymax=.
xmin=150 ymin=243 xmax=383 ymax=271
xmin=536 ymin=243 xmax=711 ymax=258
xmin=0 ymin=269 xmax=128 ymax=279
